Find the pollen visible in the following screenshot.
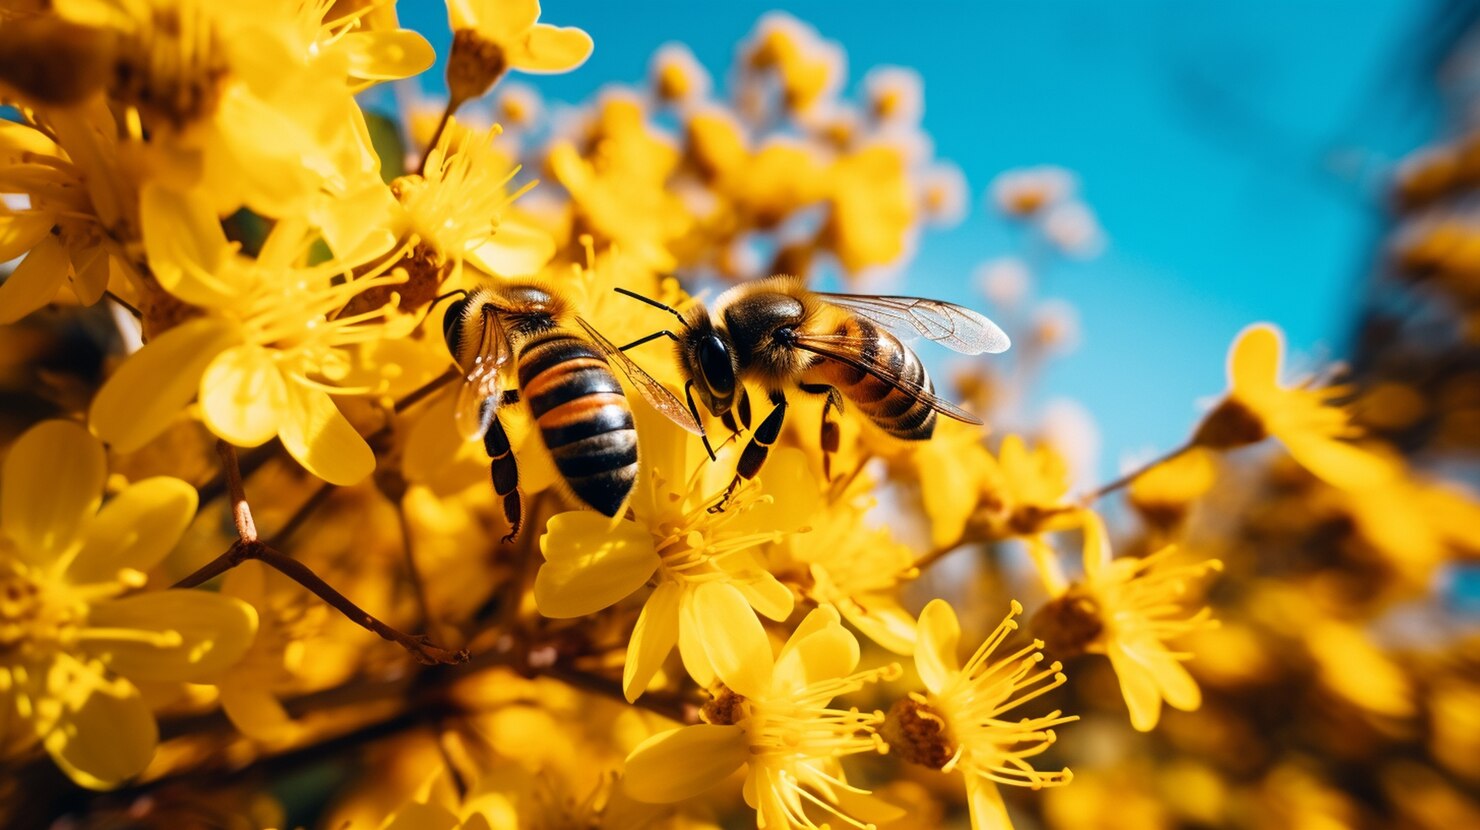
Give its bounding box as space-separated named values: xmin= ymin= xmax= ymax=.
xmin=883 ymin=694 xmax=955 ymax=770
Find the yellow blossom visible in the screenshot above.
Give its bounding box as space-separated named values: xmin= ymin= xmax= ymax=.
xmin=1192 ymin=323 xmax=1391 ymax=490
xmin=534 ymin=409 xmax=817 ymax=701
xmin=889 ymin=599 xmax=1074 ymax=830
xmin=445 ymin=0 xmax=593 ymax=104
xmin=89 ymin=188 xmax=415 ymax=484
xmin=1031 ymin=513 xmax=1220 ymax=732
xmin=1127 ymin=447 xmax=1217 ymax=531
xmin=0 ymin=420 xmax=256 ymax=788
xmin=623 ymin=607 xmax=898 ymax=830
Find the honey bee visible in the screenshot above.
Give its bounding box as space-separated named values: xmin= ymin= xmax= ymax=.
xmin=616 ymin=275 xmax=1009 ymax=508
xmin=442 ymin=283 xmax=703 ymax=540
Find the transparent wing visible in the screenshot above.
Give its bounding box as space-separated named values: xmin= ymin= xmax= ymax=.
xmin=453 ymin=304 xmax=510 ymax=442
xmin=816 ymin=292 xmax=1011 ymax=355
xmin=792 ymin=333 xmax=984 ymax=425
xmin=575 ymin=316 xmax=705 ymax=436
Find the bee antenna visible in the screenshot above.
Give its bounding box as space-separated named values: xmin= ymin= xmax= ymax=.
xmin=613 ymin=287 xmax=686 ymax=326
xmin=432 ymin=289 xmax=470 ymax=310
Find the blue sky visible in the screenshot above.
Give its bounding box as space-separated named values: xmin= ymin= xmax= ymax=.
xmin=402 ymin=1 xmax=1443 ymax=475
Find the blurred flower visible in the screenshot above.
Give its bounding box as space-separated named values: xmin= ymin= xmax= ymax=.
xmin=990 ymin=166 xmax=1076 ymax=217
xmin=1040 ymin=201 xmax=1104 ymax=259
xmin=863 ymin=66 xmax=924 ymax=127
xmin=494 ymin=81 xmax=544 ymax=129
xmin=650 ymin=42 xmax=711 ymax=107
xmin=0 ymin=421 xmax=256 ymax=788
xmin=887 ymin=599 xmax=1074 ymax=830
xmin=445 ymin=0 xmax=593 ymax=104
xmin=1192 ymin=323 xmax=1391 ymax=490
xmin=917 ymin=161 xmax=969 ymax=228
xmin=623 ymin=607 xmax=897 ymax=829
xmin=1127 ymin=448 xmax=1218 ymax=531
xmin=975 ymin=257 xmax=1032 ymax=309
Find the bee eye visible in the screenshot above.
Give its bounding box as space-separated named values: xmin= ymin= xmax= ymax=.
xmin=442 ymin=298 xmax=470 ymax=355
xmin=697 ymin=335 xmax=734 ymax=396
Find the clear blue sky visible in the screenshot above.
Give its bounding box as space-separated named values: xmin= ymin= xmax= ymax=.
xmin=400 ymin=1 xmax=1444 ymax=474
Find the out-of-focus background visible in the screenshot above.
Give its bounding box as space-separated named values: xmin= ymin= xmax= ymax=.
xmin=400 ymin=0 xmax=1460 ymax=479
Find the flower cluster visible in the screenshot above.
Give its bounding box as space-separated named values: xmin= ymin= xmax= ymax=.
xmin=0 ymin=4 xmax=1474 ymax=830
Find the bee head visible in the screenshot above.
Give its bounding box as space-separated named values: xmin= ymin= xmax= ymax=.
xmin=680 ymin=309 xmax=738 ymax=417
xmin=439 ymin=290 xmax=477 ymax=364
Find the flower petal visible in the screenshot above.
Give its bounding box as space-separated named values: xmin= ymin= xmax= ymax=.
xmin=199 ymin=344 xmax=287 ymax=447
xmin=0 ymin=235 xmax=71 ymax=323
xmin=86 ymin=590 xmax=258 ymax=683
xmin=535 ymin=513 xmax=659 ymax=618
xmin=840 ymin=599 xmax=917 ymax=656
xmin=964 ymin=774 xmax=1014 ymax=830
xmin=915 ymin=599 xmax=961 ymax=696
xmin=219 ymin=684 xmax=302 ymax=744
xmin=624 ymin=580 xmax=680 ymax=702
xmin=42 ymin=657 xmax=157 ymax=790
xmin=0 ymin=208 xmax=52 ymax=262
xmin=340 ymin=30 xmax=435 ymax=81
xmin=277 ymin=381 xmax=375 ymax=485
xmin=466 ymin=216 xmax=556 ymax=277
xmin=511 ymin=24 xmax=594 ymax=73
xmin=140 ymin=183 xmax=235 ymax=308
xmin=731 ymin=571 xmax=794 ymax=622
xmin=1107 ymin=641 xmax=1164 ymax=732
xmin=773 ymin=607 xmax=857 ymax=694
xmin=67 ymin=477 xmax=197 ymax=585
xmin=685 ymin=582 xmax=771 ymax=699
xmin=2 ymin=420 xmax=104 ymax=562
xmin=1227 ymin=323 xmax=1282 ymax=398
xmin=90 ymin=317 xmax=241 ymax=452
xmin=1280 ymin=434 xmax=1392 ymax=491
xmin=622 ymin=724 xmax=748 ymax=804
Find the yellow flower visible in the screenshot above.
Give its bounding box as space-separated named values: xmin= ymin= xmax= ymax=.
xmin=623 ymin=607 xmax=897 ymax=830
xmin=989 ymin=166 xmax=1075 ymax=217
xmin=650 ymin=42 xmax=711 ymax=106
xmin=89 ymin=187 xmax=415 ymax=485
xmin=1030 ymin=513 xmax=1220 ymax=732
xmin=888 ymin=599 xmax=1074 ymax=830
xmin=445 ymin=0 xmax=593 ymax=104
xmin=59 ymin=0 xmax=433 ymax=218
xmin=1192 ymin=323 xmax=1391 ymax=490
xmin=821 ymin=144 xmax=915 ymax=274
xmin=534 ymin=410 xmax=816 ymax=702
xmin=0 ymin=420 xmax=256 ymax=789
xmin=1127 ymin=447 xmax=1217 ymax=531
xmin=0 ymin=109 xmax=130 ymax=323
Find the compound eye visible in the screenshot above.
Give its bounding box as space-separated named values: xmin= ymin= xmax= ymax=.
xmin=697 ymin=335 xmax=735 ymax=396
xmin=442 ymin=297 xmax=470 ymax=354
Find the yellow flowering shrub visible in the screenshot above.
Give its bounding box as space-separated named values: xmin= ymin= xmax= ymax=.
xmin=0 ymin=4 xmax=1474 ymax=830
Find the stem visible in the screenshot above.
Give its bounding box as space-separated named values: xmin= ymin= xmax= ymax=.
xmin=396 ymin=504 xmax=435 ymax=634
xmin=216 ymin=441 xmax=257 ymax=542
xmin=1079 ymin=441 xmax=1194 ymax=504
xmin=418 ymin=98 xmax=463 ymax=176
xmin=103 ymin=289 xmax=142 ymax=319
xmin=269 ymin=482 xmax=335 ymax=546
xmin=912 ymin=536 xmax=980 ymax=574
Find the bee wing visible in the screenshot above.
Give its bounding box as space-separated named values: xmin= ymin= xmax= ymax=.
xmin=791 ymin=332 xmax=985 ymax=425
xmin=575 ymin=316 xmax=706 ymax=437
xmin=815 ymin=293 xmax=1011 ymax=355
xmin=453 ymin=304 xmax=511 ymax=442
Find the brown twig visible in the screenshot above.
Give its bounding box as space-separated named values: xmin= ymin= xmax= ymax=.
xmin=418 ymin=98 xmax=462 ymax=176
xmin=216 ymin=442 xmax=257 ymax=541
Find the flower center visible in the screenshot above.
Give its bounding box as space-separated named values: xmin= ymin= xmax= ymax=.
xmin=447 ymin=29 xmax=507 ymax=104
xmin=701 ymin=686 xmax=748 ymax=726
xmin=110 ymin=4 xmax=229 ymax=130
xmin=1031 ymin=588 xmax=1104 ymax=659
xmin=882 ymin=695 xmax=955 ymax=770
xmin=0 ymin=561 xmax=82 ymax=658
xmin=1193 ymin=398 xmax=1267 ymax=449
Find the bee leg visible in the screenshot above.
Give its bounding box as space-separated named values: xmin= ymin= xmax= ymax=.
xmin=738 ymin=386 xmax=753 ymax=430
xmin=684 ymin=379 xmax=717 ymax=462
xmin=483 ymin=416 xmax=522 ymax=543
xmin=799 ymin=383 xmax=843 ymax=481
xmin=710 ymin=390 xmax=787 ymax=514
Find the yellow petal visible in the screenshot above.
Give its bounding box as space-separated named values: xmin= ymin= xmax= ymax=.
xmin=466 ymin=217 xmax=556 ymax=277
xmin=535 ymin=513 xmax=659 ymax=618
xmin=735 ymin=448 xmax=819 ymax=536
xmin=685 ymin=582 xmax=771 ymax=699
xmin=0 ymin=234 xmax=71 ymax=323
xmin=277 ymin=381 xmax=375 ymax=485
xmin=964 ymin=774 xmax=1013 ymax=830
xmin=199 ymin=345 xmax=287 ymax=447
xmin=1107 ymin=641 xmax=1163 ymax=732
xmin=459 ymin=0 xmax=538 ymax=43
xmin=140 ymin=183 xmax=234 ymax=308
xmin=773 ymin=607 xmax=857 ymax=694
xmin=1280 ymin=434 xmax=1392 ymax=491
xmin=915 ymin=598 xmax=961 ymax=696
xmin=90 ymin=317 xmax=241 ymax=452
xmin=841 ymin=599 xmax=917 ymax=656
xmin=340 ymin=30 xmax=435 ymax=81
xmin=42 ymin=657 xmax=157 ymax=790
xmin=510 ymin=24 xmax=594 ymax=73
xmin=382 ymin=802 xmax=462 ymax=830
xmin=86 ymin=590 xmax=257 ymax=683
xmin=0 ymin=208 xmax=52 ymax=261
xmin=68 ymin=477 xmax=197 ymax=584
xmin=1079 ymin=511 xmax=1112 ymax=583
xmin=1227 ymin=323 xmax=1282 ymax=397
xmin=624 ymin=580 xmax=680 ymax=702
xmin=70 ymin=243 xmax=110 ymax=305
xmin=622 ymin=724 xmax=748 ymax=803
xmin=731 ymin=572 xmax=794 ymax=622
xmin=2 ymin=420 xmax=104 ymax=563
xmin=219 ymin=684 xmax=302 ymax=744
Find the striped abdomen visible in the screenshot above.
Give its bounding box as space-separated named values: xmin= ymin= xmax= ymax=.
xmin=803 ymin=317 xmax=937 ymax=440
xmin=517 ymin=332 xmax=638 ymax=516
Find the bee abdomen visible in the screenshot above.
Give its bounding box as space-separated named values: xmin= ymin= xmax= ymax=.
xmin=518 ymin=333 xmax=639 ymax=516
xmin=816 ymin=319 xmax=937 ymax=441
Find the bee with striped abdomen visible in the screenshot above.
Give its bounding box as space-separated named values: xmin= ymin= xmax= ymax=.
xmin=616 ymin=275 xmax=1009 ymax=510
xmin=442 ymin=283 xmax=703 ymax=540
